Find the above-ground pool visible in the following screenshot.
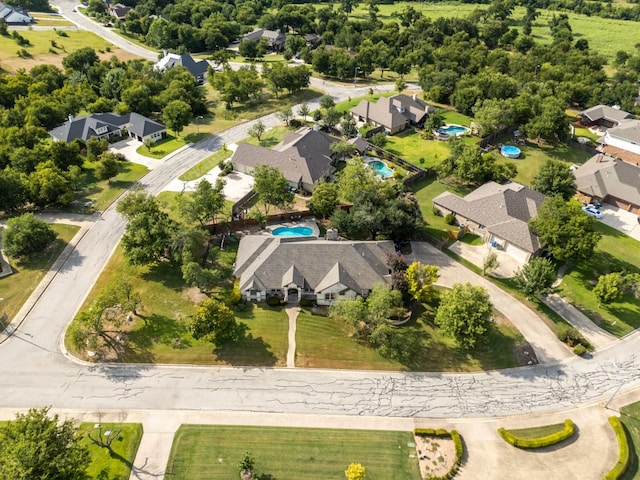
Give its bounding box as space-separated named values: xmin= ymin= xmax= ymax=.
xmin=438 ymin=124 xmax=470 ymax=136
xmin=272 ymin=226 xmax=314 ymax=237
xmin=501 ymin=145 xmax=521 ymax=159
xmin=366 ymin=159 xmax=394 ymax=178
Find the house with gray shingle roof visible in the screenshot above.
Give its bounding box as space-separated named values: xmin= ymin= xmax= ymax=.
xmin=241 ymin=28 xmax=286 ymax=51
xmin=602 ymin=119 xmax=640 ymax=156
xmin=231 ymin=127 xmax=339 ymax=192
xmin=49 ymin=112 xmax=166 ymax=144
xmin=574 ymin=153 xmax=640 ymax=214
xmin=578 ymin=105 xmax=632 ymax=128
xmin=350 ymin=94 xmax=435 ymax=135
xmin=154 ymin=52 xmax=209 ymax=84
xmin=433 ymin=182 xmax=545 ymax=263
xmin=233 ymin=236 xmax=394 ymax=304
xmin=0 ymin=1 xmax=33 ymax=24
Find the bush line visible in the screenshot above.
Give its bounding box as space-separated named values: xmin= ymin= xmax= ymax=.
xmin=413 ymin=428 xmax=463 ymax=480
xmin=497 ymin=419 xmax=574 ymax=449
xmin=604 ymin=416 xmax=630 ymax=480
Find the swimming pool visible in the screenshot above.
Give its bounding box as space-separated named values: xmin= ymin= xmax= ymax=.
xmin=367 ymin=159 xmax=394 ymax=178
xmin=272 ymin=226 xmax=314 ymax=237
xmin=501 ymin=145 xmax=521 ymax=159
xmin=438 ymin=124 xmax=469 ymax=136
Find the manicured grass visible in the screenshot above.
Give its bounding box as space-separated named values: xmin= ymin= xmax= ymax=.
xmin=0 ymin=224 xmax=79 ymax=325
xmin=178 ymin=149 xmax=232 ymax=181
xmin=136 ymin=134 xmax=205 ymax=159
xmin=243 ymin=125 xmax=289 ymax=148
xmin=559 ymin=222 xmax=640 ymax=337
xmin=335 ymin=91 xmax=395 ymax=114
xmin=459 ymin=233 xmax=483 ymax=246
xmin=505 ymin=422 xmax=567 ymax=440
xmin=166 ymin=425 xmax=421 ymax=480
xmin=620 ymin=401 xmax=640 ymax=480
xmin=76 ymin=160 xmax=148 ymax=212
xmin=80 ymin=422 xmax=143 ymax=480
xmin=31 ymin=13 xmax=75 ymax=26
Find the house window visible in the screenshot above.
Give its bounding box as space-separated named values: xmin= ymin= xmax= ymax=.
xmin=325 ymin=293 xmax=336 ymax=300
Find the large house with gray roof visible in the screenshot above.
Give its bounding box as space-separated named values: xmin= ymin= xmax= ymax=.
xmin=233 ymin=236 xmax=394 ymax=304
xmin=49 ymin=112 xmax=166 ymax=144
xmin=350 ymin=94 xmax=435 ymax=135
xmin=231 ymin=127 xmax=339 ymax=192
xmin=579 ymin=105 xmax=633 ymax=129
xmin=241 ymin=28 xmax=286 ymax=51
xmin=0 ymin=1 xmax=33 ymax=24
xmin=153 ymin=52 xmax=209 ymax=84
xmin=433 ymin=182 xmax=545 ymax=263
xmin=574 ymin=153 xmax=640 ymax=214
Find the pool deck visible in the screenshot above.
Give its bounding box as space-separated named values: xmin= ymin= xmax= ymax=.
xmin=263 ymin=219 xmax=321 ymax=238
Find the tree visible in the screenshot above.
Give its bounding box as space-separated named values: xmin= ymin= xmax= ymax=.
xmin=482 ymin=251 xmax=500 ymax=276
xmin=189 ymin=298 xmax=239 ymax=345
xmin=435 ymin=283 xmax=493 ymax=349
xmin=96 ymin=152 xmax=120 ymax=183
xmin=298 ymin=102 xmax=310 ymax=120
xmin=178 ymin=178 xmax=226 ymax=228
xmin=406 ymin=261 xmax=439 ymax=303
xmin=2 ymin=213 xmax=56 ymax=259
xmin=531 ymin=159 xmax=577 ymax=200
xmin=61 ymin=47 xmax=98 ymax=73
xmin=27 ymin=160 xmax=73 ymax=207
xmin=307 ymin=181 xmax=339 ymax=218
xmin=593 ymin=272 xmax=626 ymax=304
xmin=529 ymin=197 xmax=601 ymax=262
xmin=321 ymin=107 xmax=341 ymax=130
xmin=319 ymin=95 xmax=335 ymax=110
xmin=238 ymin=452 xmax=255 ymax=480
xmin=248 ymin=120 xmax=266 ymax=142
xmin=252 ymin=165 xmax=294 ymax=215
xmin=330 ymin=139 xmax=357 ymax=161
xmin=424 ymin=111 xmax=444 ymax=135
xmin=0 ymin=407 xmax=90 ymax=480
xmin=345 ymin=463 xmax=366 ymax=480
xmin=369 ymin=132 xmax=387 ymax=149
xmin=277 ymin=107 xmax=293 ymax=126
xmin=182 ymin=262 xmax=220 ymax=292
xmin=514 ymin=257 xmax=557 ymax=298
xmin=525 ymin=97 xmax=568 ymax=142
xmin=162 ymin=99 xmax=192 ymax=138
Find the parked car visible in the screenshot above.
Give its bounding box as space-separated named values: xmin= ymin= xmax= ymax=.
xmin=582 ymin=205 xmax=603 ymax=219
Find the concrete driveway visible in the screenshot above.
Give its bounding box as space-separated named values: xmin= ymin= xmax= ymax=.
xmin=598 ymin=203 xmax=640 ymax=241
xmin=448 ymin=240 xmax=523 ymax=278
xmin=109 ymin=138 xmax=164 ymax=170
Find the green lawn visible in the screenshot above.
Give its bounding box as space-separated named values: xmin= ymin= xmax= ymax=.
xmin=80 ymin=423 xmax=143 ymax=480
xmin=76 ymin=160 xmax=148 ymax=212
xmin=459 ymin=233 xmax=483 ymax=246
xmin=178 ymin=149 xmax=232 ymax=181
xmin=620 ymin=401 xmax=640 ymax=480
xmin=136 ymin=133 xmax=206 ymax=159
xmin=0 ymin=224 xmax=79 ymax=325
xmin=243 ymin=125 xmax=290 ymax=148
xmin=559 ymin=222 xmax=640 ymax=337
xmin=166 ymin=425 xmax=421 ymax=480
xmin=504 ymin=422 xmax=567 ymax=440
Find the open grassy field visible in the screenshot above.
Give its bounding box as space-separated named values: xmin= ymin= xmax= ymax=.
xmin=76 ymin=160 xmax=148 ymax=212
xmin=559 ymin=222 xmax=640 ymax=337
xmin=620 ymin=401 xmax=640 ymax=480
xmin=0 ymin=30 xmax=137 ymax=73
xmin=166 ymin=425 xmax=421 ymax=480
xmin=0 ymin=223 xmax=79 ymax=324
xmin=80 ymin=422 xmax=143 ymax=480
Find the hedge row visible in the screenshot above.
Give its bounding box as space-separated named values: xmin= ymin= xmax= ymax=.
xmin=604 ymin=416 xmax=630 ymax=480
xmin=414 ymin=429 xmax=463 ymax=480
xmin=497 ymin=419 xmax=574 ymax=449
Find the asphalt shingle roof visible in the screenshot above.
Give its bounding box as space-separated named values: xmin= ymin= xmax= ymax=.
xmin=48 ymin=113 xmax=165 ymax=142
xmin=574 ymin=154 xmax=640 ymax=207
xmin=579 ymin=105 xmax=632 ymax=124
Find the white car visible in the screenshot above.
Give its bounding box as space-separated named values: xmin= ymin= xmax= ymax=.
xmin=582 ymin=205 xmax=603 ymax=219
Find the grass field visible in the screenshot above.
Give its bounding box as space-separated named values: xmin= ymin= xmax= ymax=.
xmin=80 ymin=422 xmax=143 ymax=480
xmin=0 ymin=223 xmax=79 ymax=324
xmin=0 ymin=30 xmax=137 ymax=72
xmin=178 ymin=149 xmax=232 ymax=181
xmin=620 ymin=401 xmax=640 ymax=480
xmin=31 ymin=12 xmax=75 ymax=26
xmin=166 ymin=425 xmax=421 ymax=480
xmin=504 ymin=422 xmax=567 ymax=440
xmin=136 ymin=133 xmax=205 ymax=159
xmin=559 ymin=222 xmax=640 ymax=337
xmin=76 ymin=160 xmax=148 ymax=212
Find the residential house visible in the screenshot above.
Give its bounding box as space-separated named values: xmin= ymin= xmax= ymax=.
xmin=233 ymin=236 xmax=394 ymax=304
xmin=153 ymin=51 xmax=209 ymax=84
xmin=433 ymin=182 xmax=545 ymax=263
xmin=600 ymin=119 xmax=640 ymax=157
xmin=350 ymin=94 xmax=435 ymax=135
xmin=231 ymin=127 xmax=339 ymax=192
xmin=49 ymin=112 xmax=166 ymax=144
xmin=578 ymin=105 xmax=633 ymax=129
xmin=303 ymin=33 xmax=320 ymax=48
xmin=0 ymin=1 xmax=33 ymax=24
xmin=242 ymin=28 xmax=286 ymax=51
xmin=108 ymin=2 xmax=132 ymax=20
xmin=574 ymin=153 xmax=640 ymax=214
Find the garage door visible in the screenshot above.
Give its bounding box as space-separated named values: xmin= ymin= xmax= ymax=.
xmin=505 ymin=243 xmax=530 ymax=263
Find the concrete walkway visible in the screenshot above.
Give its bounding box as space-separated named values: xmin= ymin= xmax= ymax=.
xmin=285 ymin=306 xmax=300 ymax=368
xmin=540 ymin=294 xmax=617 ymax=350
xmin=448 ymin=241 xmax=523 ymax=278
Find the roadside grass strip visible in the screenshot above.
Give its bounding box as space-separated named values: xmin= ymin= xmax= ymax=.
xmin=80 ymin=422 xmax=143 ymax=480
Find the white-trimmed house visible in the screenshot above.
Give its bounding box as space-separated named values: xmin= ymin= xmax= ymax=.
xmin=233 ymin=236 xmax=394 ymax=305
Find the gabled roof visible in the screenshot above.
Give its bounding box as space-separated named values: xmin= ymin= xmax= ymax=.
xmin=433 ymin=182 xmax=545 ymax=253
xmin=154 ymin=52 xmax=208 ymax=77
xmin=0 ymin=1 xmax=32 ymax=23
xmin=579 ymin=105 xmax=632 ymax=124
xmin=605 ymin=119 xmax=640 ymax=145
xmin=109 ymin=3 xmax=132 ymax=19
xmin=231 ymin=127 xmax=339 ymax=186
xmin=574 ymin=154 xmax=640 ymax=207
xmin=350 ymin=94 xmax=434 ymax=131
xmin=48 ymin=112 xmax=165 ymax=142
xmin=234 ymin=237 xmax=394 ymax=294
xmin=242 ymin=28 xmax=286 ymax=45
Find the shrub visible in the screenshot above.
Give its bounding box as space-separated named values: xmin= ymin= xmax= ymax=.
xmin=266 ymin=296 xmax=284 ymax=307
xmin=299 ymin=298 xmax=315 ymax=307
xmin=556 ymin=324 xmax=585 ymax=348
xmin=498 ymin=419 xmax=574 ymax=449
xmin=573 ymin=344 xmax=586 ymax=356
xmin=445 ymin=213 xmax=456 ymax=225
xmin=605 ymin=416 xmax=630 ymax=480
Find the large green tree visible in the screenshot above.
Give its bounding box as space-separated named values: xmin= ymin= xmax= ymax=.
xmin=307 ymin=181 xmax=339 ymax=219
xmin=514 ymin=257 xmax=557 ymax=298
xmin=252 ymin=165 xmax=294 ymax=215
xmin=178 ymin=178 xmax=226 ymax=228
xmin=189 ymin=298 xmax=240 ymax=345
xmin=162 ymin=99 xmax=192 ymax=138
xmin=2 ymin=213 xmax=56 ymax=259
xmin=529 ymin=197 xmax=601 ymax=262
xmin=435 ymin=283 xmax=493 ymax=349
xmin=406 ymin=261 xmax=440 ymax=303
xmin=531 ymin=159 xmax=577 ymax=200
xmin=0 ymin=407 xmax=90 ymax=480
